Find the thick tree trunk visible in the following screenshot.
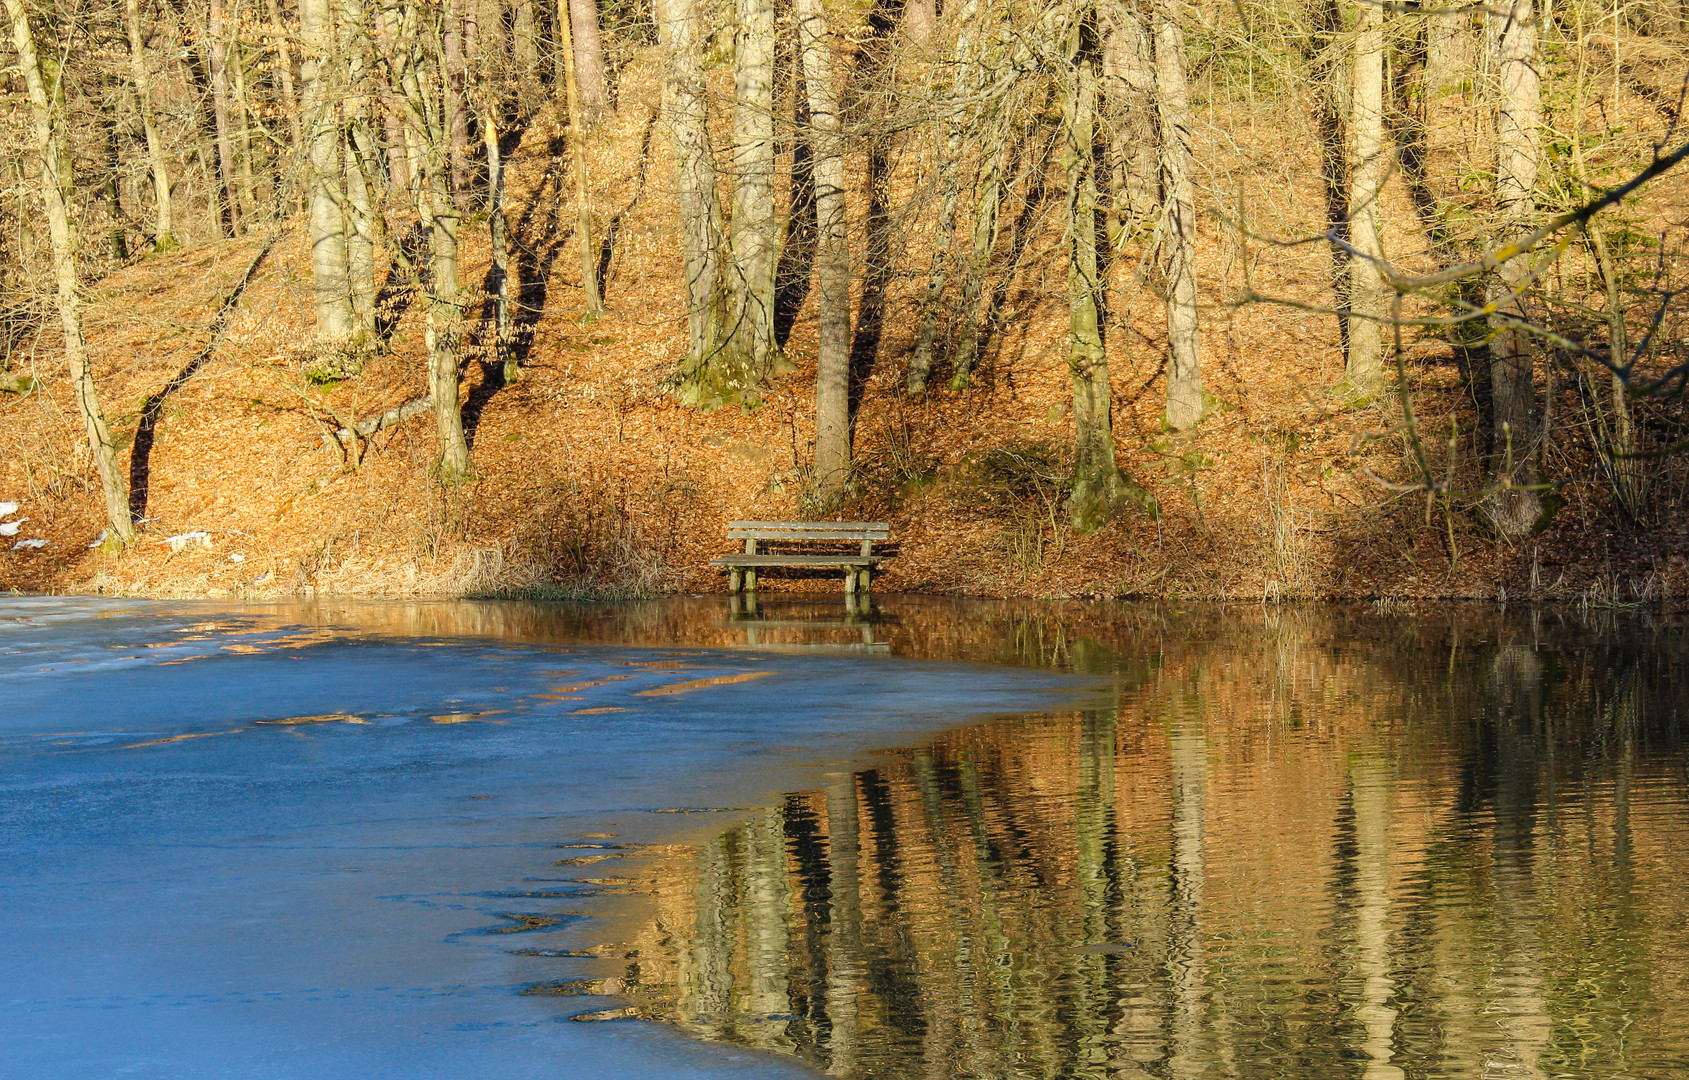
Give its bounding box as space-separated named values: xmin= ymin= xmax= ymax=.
xmin=1485 ymin=0 xmax=1543 ymax=538
xmin=655 ymin=0 xmax=727 ymax=388
xmin=729 ymin=0 xmax=780 ymax=381
xmin=1153 ymin=0 xmax=1202 ymax=430
xmin=799 ymin=0 xmax=850 ymax=500
xmin=7 ymin=0 xmax=134 ymax=543
xmin=567 ymin=0 xmax=607 ymax=123
xmin=125 ymin=0 xmax=177 ymax=251
xmin=556 ymin=0 xmax=602 ymax=313
xmin=1064 ymin=5 xmax=1139 ymax=534
xmin=1422 ymin=6 xmax=1468 ymax=98
xmin=300 ymin=0 xmax=354 ymax=347
xmin=1345 ymin=0 xmax=1386 ymax=395
xmin=1101 ymin=1 xmax=1160 ymax=234
xmin=512 ymin=0 xmax=541 ymax=100
xmin=207 ymin=0 xmax=242 ymax=233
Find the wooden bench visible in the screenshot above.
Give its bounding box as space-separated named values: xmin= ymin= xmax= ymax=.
xmin=710 ymin=521 xmax=890 ymax=596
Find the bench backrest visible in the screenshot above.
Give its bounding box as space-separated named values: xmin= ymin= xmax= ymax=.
xmin=728 ymin=521 xmax=889 ymax=542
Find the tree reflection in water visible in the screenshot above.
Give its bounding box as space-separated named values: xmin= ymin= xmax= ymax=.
xmin=568 ymin=605 xmax=1689 ymax=1080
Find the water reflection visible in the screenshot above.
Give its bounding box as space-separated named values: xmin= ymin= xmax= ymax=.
xmin=579 ymin=607 xmax=1689 ymax=1079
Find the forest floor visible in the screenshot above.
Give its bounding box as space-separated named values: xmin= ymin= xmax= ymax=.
xmin=3 ymin=50 xmax=1686 ymax=608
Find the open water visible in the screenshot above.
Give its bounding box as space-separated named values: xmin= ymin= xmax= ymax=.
xmin=2 ymin=596 xmax=1686 ymax=1079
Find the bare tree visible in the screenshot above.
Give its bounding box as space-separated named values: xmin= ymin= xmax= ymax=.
xmin=1484 ymin=0 xmax=1543 ymax=538
xmin=124 ymin=0 xmax=177 ymax=251
xmin=727 ymin=0 xmax=781 ymax=381
xmin=7 ymin=0 xmax=134 ymax=543
xmin=655 ymin=0 xmax=727 ymax=389
xmin=1064 ymin=0 xmax=1144 ymax=532
xmin=207 ymin=0 xmax=242 ymax=233
xmin=566 ymin=0 xmax=607 ymax=122
xmin=799 ymin=0 xmax=850 ymax=500
xmin=1345 ymin=0 xmax=1386 ymax=395
xmin=1153 ymin=0 xmax=1201 ymax=430
xmin=300 ymin=0 xmax=354 ymax=349
xmin=557 ymin=0 xmax=602 ymax=314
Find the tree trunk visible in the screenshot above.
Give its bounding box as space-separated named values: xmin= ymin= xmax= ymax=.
xmin=125 ymin=0 xmax=177 ymax=251
xmin=442 ymin=0 xmax=471 ymax=201
xmin=1101 ymin=1 xmax=1159 ymax=234
xmin=729 ymin=0 xmax=780 ymax=379
xmin=655 ymin=0 xmax=727 ymax=394
xmin=1345 ymin=0 xmax=1386 ymax=395
xmin=207 ymin=0 xmax=242 ymax=234
xmin=1485 ymin=0 xmax=1543 ymax=538
xmin=950 ymin=111 xmax=1009 ymax=389
xmin=1064 ymin=3 xmax=1139 ymax=534
xmin=1153 ymin=0 xmax=1202 ymax=430
xmin=908 ymin=0 xmax=981 ymax=395
xmin=300 ymin=0 xmax=354 ymax=348
xmin=799 ymin=0 xmax=850 ymax=501
xmin=1422 ymin=6 xmax=1468 ymax=98
xmin=903 ymin=0 xmax=936 ymax=45
xmin=556 ymin=0 xmax=602 ymax=313
xmin=7 ymin=0 xmax=134 ymax=543
xmin=512 ymin=0 xmax=540 ymax=101
xmin=229 ymin=26 xmax=259 ymax=219
xmin=482 ymin=105 xmax=515 ymax=383
xmin=395 ymin=20 xmax=473 ymax=481
xmin=567 ymin=0 xmax=607 ymax=123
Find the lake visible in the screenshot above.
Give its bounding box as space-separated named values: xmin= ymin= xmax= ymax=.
xmin=3 ymin=596 xmax=1685 ymax=1079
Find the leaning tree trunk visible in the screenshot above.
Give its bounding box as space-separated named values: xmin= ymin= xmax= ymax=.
xmin=728 ymin=0 xmax=780 ymax=382
xmin=1345 ymin=0 xmax=1386 ymax=395
xmin=567 ymin=0 xmax=607 ymax=123
xmin=125 ymin=0 xmax=177 ymax=251
xmin=1064 ymin=3 xmax=1141 ymax=534
xmin=799 ymin=0 xmax=850 ymax=501
xmin=7 ymin=0 xmax=134 ymax=543
xmin=1485 ymin=0 xmax=1543 ymax=538
xmin=300 ymin=0 xmax=354 ymax=350
xmin=655 ymin=0 xmax=726 ymax=390
xmin=1153 ymin=0 xmax=1202 ymax=430
xmin=481 ymin=104 xmax=515 ymax=383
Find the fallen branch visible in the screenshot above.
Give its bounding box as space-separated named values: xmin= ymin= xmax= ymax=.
xmin=321 ymin=395 xmax=433 ymax=447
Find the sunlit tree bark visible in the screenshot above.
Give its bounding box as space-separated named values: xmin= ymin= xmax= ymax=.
xmin=207 ymin=0 xmax=242 ymax=234
xmin=1152 ymin=0 xmax=1201 ymax=430
xmin=125 ymin=0 xmax=177 ymax=251
xmin=728 ymin=0 xmax=780 ymax=379
xmin=7 ymin=0 xmax=134 ymax=543
xmin=566 ymin=0 xmax=607 ymax=122
xmin=655 ymin=0 xmax=727 ymax=390
xmin=1345 ymin=0 xmax=1386 ymax=395
xmin=301 ymin=0 xmax=354 ymax=347
xmin=801 ymin=0 xmax=851 ymax=500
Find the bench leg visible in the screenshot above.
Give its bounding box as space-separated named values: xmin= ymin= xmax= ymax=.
xmin=729 ymin=568 xmax=743 ymax=595
xmin=858 ymin=567 xmax=871 ymax=595
xmin=744 ymin=568 xmax=758 ymax=592
xmin=844 ymin=568 xmax=857 ymax=596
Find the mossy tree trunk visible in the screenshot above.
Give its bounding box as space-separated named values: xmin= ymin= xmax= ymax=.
xmin=1063 ymin=2 xmax=1144 ymax=534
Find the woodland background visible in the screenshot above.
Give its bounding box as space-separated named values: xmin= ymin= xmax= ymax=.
xmin=1 ymin=0 xmax=1686 ymax=602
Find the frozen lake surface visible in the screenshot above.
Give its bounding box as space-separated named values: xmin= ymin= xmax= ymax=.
xmin=0 ymin=597 xmax=1088 ymax=1079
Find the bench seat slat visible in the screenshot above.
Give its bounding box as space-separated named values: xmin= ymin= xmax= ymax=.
xmin=711 ymin=554 xmax=883 ymax=568
xmin=728 ymin=520 xmax=888 ymax=540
